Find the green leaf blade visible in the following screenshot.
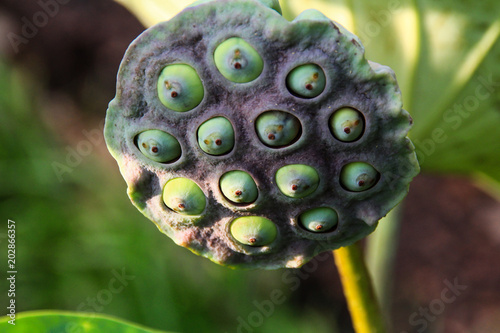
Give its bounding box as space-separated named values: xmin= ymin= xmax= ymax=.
xmin=0 ymin=311 xmax=173 ymax=333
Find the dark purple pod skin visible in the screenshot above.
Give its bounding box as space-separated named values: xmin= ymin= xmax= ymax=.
xmin=104 ymin=0 xmax=419 ymax=269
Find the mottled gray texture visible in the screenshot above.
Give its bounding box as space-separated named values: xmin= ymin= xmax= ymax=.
xmin=104 ymin=0 xmax=419 ymax=269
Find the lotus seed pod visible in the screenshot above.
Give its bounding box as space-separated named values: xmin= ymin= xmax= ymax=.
xmin=136 ymin=130 xmax=181 ymax=163
xmin=157 ymin=64 xmax=204 ymax=112
xmin=286 ymin=64 xmax=326 ymax=98
xmin=276 ymin=164 xmax=320 ymax=198
xmin=220 ymin=171 xmax=258 ymax=204
xmin=255 ymin=111 xmax=301 ymax=147
xmin=340 ymin=162 xmax=380 ymax=192
xmin=104 ymin=0 xmax=420 ymax=269
xmin=163 ymin=178 xmax=206 ymax=215
xmin=299 ymin=207 xmax=338 ymax=232
xmin=197 ymin=117 xmax=234 ymax=155
xmin=214 ymin=37 xmax=264 ymax=83
xmin=230 ymin=216 xmax=277 ymax=246
xmin=330 ymin=108 xmax=365 ymax=142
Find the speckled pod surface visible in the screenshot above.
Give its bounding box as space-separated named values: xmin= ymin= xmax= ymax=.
xmin=104 ymin=0 xmax=420 ymax=269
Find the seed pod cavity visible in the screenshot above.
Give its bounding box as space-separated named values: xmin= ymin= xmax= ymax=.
xmin=286 ymin=64 xmax=326 ymax=98
xmin=163 ymin=178 xmax=206 ymax=215
xmin=255 ymin=111 xmax=301 ymax=147
xmin=276 ymin=164 xmax=320 ymax=198
xmin=330 ymin=108 xmax=365 ymax=142
xmin=214 ymin=37 xmax=264 ymax=83
xmin=136 ymin=130 xmax=181 ymax=163
xmin=230 ymin=216 xmax=277 ymax=246
xmin=299 ymin=207 xmax=338 ymax=233
xmin=157 ymin=64 xmax=204 ymax=112
xmin=340 ymin=162 xmax=379 ymax=192
xmin=197 ymin=117 xmax=235 ymax=155
xmin=220 ymin=170 xmax=258 ymax=204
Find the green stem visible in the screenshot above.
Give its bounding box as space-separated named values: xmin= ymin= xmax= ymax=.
xmin=365 ymin=204 xmax=402 ymax=316
xmin=333 ymin=242 xmax=386 ymax=333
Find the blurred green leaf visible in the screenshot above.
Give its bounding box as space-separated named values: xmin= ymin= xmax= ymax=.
xmin=0 ymin=311 xmax=169 ymax=333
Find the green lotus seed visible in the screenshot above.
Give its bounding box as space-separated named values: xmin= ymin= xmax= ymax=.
xmin=330 ymin=107 xmax=365 ymax=142
xmin=157 ymin=64 xmax=204 ymax=112
xmin=255 ymin=111 xmax=301 ymax=147
xmin=230 ymin=216 xmax=277 ymax=246
xmin=299 ymin=207 xmax=338 ymax=232
xmin=197 ymin=117 xmax=235 ymax=155
xmin=163 ymin=178 xmax=206 ymax=215
xmin=214 ymin=37 xmax=263 ymax=83
xmin=136 ymin=130 xmax=181 ymax=163
xmin=340 ymin=162 xmax=380 ymax=192
xmin=286 ymin=64 xmax=326 ymax=98
xmin=220 ymin=171 xmax=258 ymax=204
xmin=275 ymin=164 xmax=320 ymax=198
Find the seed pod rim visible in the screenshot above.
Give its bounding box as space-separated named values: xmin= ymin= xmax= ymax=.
xmin=292 ymin=8 xmax=331 ymax=22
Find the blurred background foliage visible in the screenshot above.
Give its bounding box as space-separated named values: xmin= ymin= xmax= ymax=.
xmin=0 ymin=0 xmax=499 ymax=332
